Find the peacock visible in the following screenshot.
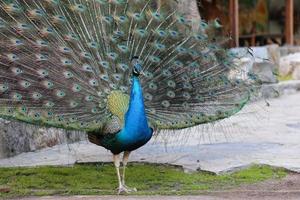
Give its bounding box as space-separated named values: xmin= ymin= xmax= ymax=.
xmin=0 ymin=0 xmax=260 ymax=194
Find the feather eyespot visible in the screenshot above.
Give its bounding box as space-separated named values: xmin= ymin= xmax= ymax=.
xmin=99 ymin=61 xmax=109 ymax=68
xmin=103 ymin=15 xmax=113 ymax=23
xmin=56 ymin=90 xmax=66 ymax=98
xmin=33 ymin=112 xmax=41 ymax=119
xmin=173 ymin=60 xmax=183 ymax=68
xmin=89 ymin=79 xmax=99 ymax=86
xmin=107 ymin=52 xmax=118 ymax=60
xmin=32 ymin=92 xmax=42 ymax=100
xmin=81 ymin=52 xmax=92 ymax=59
xmin=144 ymin=71 xmax=153 ymax=79
xmin=149 ymin=56 xmax=161 ymax=63
xmin=7 ymin=108 xmax=14 ymax=114
xmin=7 ymin=54 xmax=19 ymax=61
xmin=91 ymin=108 xmax=98 ymax=114
xmin=135 ymin=29 xmax=147 ymax=37
xmin=162 ymin=100 xmax=170 ymax=108
xmin=116 ymin=15 xmax=127 ymax=23
xmin=82 ymin=64 xmax=93 ymax=72
xmin=151 ymin=12 xmax=162 ymax=20
xmin=0 ymin=84 xmax=8 ymax=92
xmin=70 ymin=101 xmax=79 ymax=108
xmin=149 ymin=108 xmax=156 ymax=114
xmin=88 ymin=42 xmax=98 ymax=48
xmin=11 ymin=67 xmax=22 ymax=75
xmin=145 ymin=93 xmax=153 ymax=101
xmin=156 ymin=30 xmax=166 ymax=37
xmin=169 ymin=30 xmax=179 ymax=38
xmin=72 ymin=4 xmax=86 ymax=12
xmin=182 ymin=102 xmax=189 ymax=109
xmin=162 ymin=70 xmax=172 ymax=77
xmin=85 ymin=96 xmax=94 ymax=102
xmin=117 ymin=45 xmax=129 ymax=53
xmin=20 ymin=106 xmax=27 ymax=113
xmin=72 ymin=84 xmax=82 ymax=92
xmin=167 ymin=80 xmax=176 ymax=88
xmin=20 ymin=81 xmax=31 ymax=88
xmin=176 ymin=46 xmax=187 ymax=54
xmin=45 ymin=101 xmax=55 ymax=108
xmin=154 ymin=43 xmax=166 ymax=51
xmin=149 ymin=83 xmax=158 ymax=90
xmin=109 ymin=83 xmax=117 ymax=89
xmin=63 ymin=71 xmax=73 ymax=79
xmin=133 ymin=13 xmax=142 ymax=20
xmin=13 ymin=93 xmax=22 ymax=100
xmin=167 ymin=91 xmax=175 ymax=98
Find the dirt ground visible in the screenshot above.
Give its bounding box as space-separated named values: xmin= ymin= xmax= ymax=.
xmin=9 ymin=173 xmax=300 ymax=200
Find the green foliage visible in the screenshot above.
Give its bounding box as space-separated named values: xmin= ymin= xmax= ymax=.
xmin=0 ymin=164 xmax=287 ymax=198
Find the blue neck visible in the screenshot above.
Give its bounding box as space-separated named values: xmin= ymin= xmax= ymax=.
xmin=114 ymin=75 xmax=153 ymax=153
xmin=123 ymin=76 xmax=150 ymax=133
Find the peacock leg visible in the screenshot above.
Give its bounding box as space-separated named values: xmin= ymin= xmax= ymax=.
xmin=113 ymin=154 xmax=126 ymax=194
xmin=121 ymin=151 xmax=137 ymax=192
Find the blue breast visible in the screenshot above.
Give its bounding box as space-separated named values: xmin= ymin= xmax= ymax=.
xmin=105 ymin=76 xmax=153 ymax=154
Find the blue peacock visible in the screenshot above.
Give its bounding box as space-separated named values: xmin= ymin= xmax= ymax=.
xmin=0 ymin=0 xmax=260 ymax=194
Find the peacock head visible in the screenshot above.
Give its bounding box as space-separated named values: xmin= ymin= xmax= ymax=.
xmin=131 ymin=56 xmax=142 ymax=77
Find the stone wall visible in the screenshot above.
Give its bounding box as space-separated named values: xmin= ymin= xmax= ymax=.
xmin=0 ymin=119 xmax=85 ymax=159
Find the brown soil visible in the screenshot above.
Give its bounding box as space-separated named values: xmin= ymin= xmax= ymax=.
xmin=211 ymin=172 xmax=300 ymax=199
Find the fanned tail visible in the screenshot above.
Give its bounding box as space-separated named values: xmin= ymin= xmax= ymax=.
xmin=0 ymin=0 xmax=261 ymax=132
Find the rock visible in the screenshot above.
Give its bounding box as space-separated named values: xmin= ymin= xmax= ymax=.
xmin=229 ymin=56 xmax=249 ymax=81
xmin=292 ymin=62 xmax=300 ymax=80
xmin=266 ymin=44 xmax=280 ymax=69
xmin=231 ymin=47 xmax=278 ymax=83
xmin=0 ymin=119 xmax=85 ymax=159
xmin=252 ymin=62 xmax=278 ymax=84
xmin=279 ymin=53 xmax=300 ymax=77
xmin=251 ymin=46 xmax=270 ymax=61
xmin=280 ymin=46 xmax=300 ymax=57
xmin=280 ymin=56 xmax=294 ymax=76
xmin=261 ymin=80 xmax=300 ymax=99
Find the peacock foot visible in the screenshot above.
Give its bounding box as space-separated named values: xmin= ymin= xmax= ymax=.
xmin=117 ymin=185 xmax=137 ymax=194
xmin=123 ymin=185 xmax=137 ymax=192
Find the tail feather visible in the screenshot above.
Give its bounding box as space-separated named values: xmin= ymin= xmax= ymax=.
xmin=0 ymin=0 xmax=261 ymax=132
